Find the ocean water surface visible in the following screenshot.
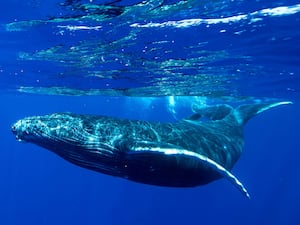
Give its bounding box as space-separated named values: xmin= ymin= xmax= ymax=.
xmin=0 ymin=0 xmax=299 ymax=225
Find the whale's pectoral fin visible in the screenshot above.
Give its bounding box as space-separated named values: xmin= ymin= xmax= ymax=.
xmin=131 ymin=144 xmax=250 ymax=199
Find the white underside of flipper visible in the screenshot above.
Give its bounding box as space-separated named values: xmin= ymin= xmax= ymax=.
xmin=133 ymin=146 xmax=250 ymax=199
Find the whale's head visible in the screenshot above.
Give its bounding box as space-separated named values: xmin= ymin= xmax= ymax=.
xmin=11 ymin=112 xmax=118 ymax=151
xmin=11 ymin=113 xmax=124 ymax=176
xmin=12 ymin=113 xmax=79 ymax=145
xmin=12 ymin=115 xmax=49 ymax=143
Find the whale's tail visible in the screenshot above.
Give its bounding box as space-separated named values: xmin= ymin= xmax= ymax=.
xmin=233 ymin=101 xmax=292 ymax=126
xmin=188 ymin=101 xmax=292 ymax=126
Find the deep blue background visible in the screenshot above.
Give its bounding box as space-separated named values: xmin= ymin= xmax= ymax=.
xmin=0 ymin=94 xmax=299 ymax=225
xmin=1 ymin=0 xmax=300 ymax=224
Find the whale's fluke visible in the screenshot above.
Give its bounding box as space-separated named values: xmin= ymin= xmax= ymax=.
xmin=234 ymin=101 xmax=292 ymax=125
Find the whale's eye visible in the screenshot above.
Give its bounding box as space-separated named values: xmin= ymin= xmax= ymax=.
xmin=11 ymin=125 xmax=17 ymax=133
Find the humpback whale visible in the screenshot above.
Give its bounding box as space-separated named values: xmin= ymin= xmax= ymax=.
xmin=11 ymin=101 xmax=291 ymax=198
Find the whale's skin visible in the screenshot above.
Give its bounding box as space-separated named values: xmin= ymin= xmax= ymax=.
xmin=11 ymin=102 xmax=290 ymax=195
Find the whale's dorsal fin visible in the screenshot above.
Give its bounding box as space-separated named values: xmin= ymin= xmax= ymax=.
xmin=131 ymin=144 xmax=250 ymax=199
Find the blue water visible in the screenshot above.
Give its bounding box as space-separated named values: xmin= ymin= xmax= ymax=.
xmin=1 ymin=0 xmax=300 ymax=225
